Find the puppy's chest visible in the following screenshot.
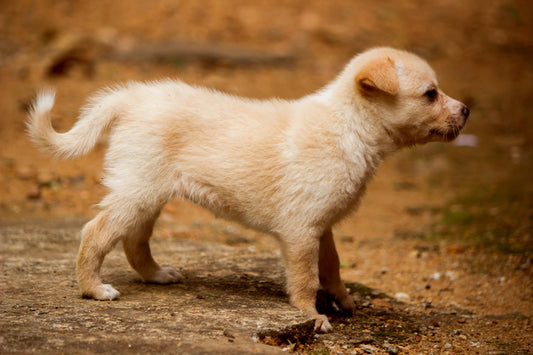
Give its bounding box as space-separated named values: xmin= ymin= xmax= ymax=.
xmin=331 ymin=168 xmax=372 ymax=205
xmin=293 ymin=157 xmax=374 ymax=210
xmin=330 ymin=159 xmax=378 ymax=209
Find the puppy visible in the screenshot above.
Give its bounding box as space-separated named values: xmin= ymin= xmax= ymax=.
xmin=27 ymin=47 xmax=469 ymax=332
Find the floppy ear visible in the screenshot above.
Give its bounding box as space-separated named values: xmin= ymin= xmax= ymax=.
xmin=355 ymin=57 xmax=399 ymax=96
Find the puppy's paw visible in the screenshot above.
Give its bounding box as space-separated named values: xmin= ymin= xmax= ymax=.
xmin=146 ymin=267 xmax=183 ymax=284
xmin=326 ymin=287 xmax=356 ymax=314
xmin=87 ymin=284 xmax=120 ymax=300
xmin=335 ymin=293 xmax=356 ymax=314
xmin=314 ymin=315 xmax=333 ymax=333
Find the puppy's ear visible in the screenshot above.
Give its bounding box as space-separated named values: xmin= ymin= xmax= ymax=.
xmin=355 ymin=57 xmax=399 ymax=96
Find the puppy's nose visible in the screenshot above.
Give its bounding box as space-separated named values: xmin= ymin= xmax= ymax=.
xmin=462 ymin=105 xmax=470 ymax=119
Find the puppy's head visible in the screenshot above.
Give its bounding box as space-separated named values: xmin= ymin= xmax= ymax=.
xmin=352 ymin=48 xmax=469 ymax=147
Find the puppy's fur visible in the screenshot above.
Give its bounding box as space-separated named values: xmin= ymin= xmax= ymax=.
xmin=27 ymin=47 xmax=469 ymax=332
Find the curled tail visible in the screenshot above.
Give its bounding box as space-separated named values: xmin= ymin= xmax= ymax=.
xmin=27 ymin=87 xmax=123 ymax=158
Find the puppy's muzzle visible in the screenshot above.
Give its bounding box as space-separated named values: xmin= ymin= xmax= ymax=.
xmin=457 ymin=104 xmax=470 ymax=130
xmin=430 ymin=102 xmax=470 ymax=141
xmin=450 ymin=100 xmax=470 ymax=128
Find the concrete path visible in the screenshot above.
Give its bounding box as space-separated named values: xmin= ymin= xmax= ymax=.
xmin=1 ymin=221 xmax=311 ymax=354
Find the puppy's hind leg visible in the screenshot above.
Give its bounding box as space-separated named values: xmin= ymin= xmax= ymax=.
xmin=77 ymin=210 xmax=124 ymax=300
xmin=77 ymin=196 xmax=180 ymax=300
xmin=122 ymin=208 xmax=183 ymax=284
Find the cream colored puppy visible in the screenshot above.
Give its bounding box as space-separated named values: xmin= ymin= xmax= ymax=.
xmin=27 ymin=47 xmax=469 ymax=332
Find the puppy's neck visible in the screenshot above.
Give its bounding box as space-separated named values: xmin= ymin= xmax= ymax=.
xmin=305 ymin=88 xmax=398 ymax=156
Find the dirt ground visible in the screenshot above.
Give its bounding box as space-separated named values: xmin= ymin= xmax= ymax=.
xmin=1 ymin=0 xmax=532 ymax=354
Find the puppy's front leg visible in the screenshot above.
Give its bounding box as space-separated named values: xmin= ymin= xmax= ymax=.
xmin=319 ymin=229 xmax=355 ymax=312
xmin=282 ymin=237 xmax=332 ymax=332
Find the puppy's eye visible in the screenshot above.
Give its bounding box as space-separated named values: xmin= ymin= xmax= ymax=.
xmin=424 ymin=89 xmax=438 ymax=101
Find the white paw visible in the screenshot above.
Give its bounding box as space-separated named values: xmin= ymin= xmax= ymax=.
xmin=146 ymin=267 xmax=183 ymax=284
xmin=314 ymin=315 xmax=333 ymax=333
xmin=94 ymin=284 xmax=120 ymax=300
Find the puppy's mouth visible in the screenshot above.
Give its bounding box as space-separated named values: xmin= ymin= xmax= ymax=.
xmin=429 ymin=105 xmax=469 ymax=142
xmin=429 ymin=127 xmax=462 ymax=141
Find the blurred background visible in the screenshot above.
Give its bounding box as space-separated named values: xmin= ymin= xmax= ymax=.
xmin=0 ymin=0 xmax=532 ymax=351
xmin=2 ymin=0 xmax=531 ymax=255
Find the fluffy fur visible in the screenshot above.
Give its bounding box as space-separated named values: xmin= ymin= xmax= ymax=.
xmin=27 ymin=47 xmax=469 ymax=332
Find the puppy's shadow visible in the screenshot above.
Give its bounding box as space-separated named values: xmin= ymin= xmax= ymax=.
xmin=120 ymin=270 xmax=374 ymax=320
xmin=111 ymin=256 xmax=289 ymax=308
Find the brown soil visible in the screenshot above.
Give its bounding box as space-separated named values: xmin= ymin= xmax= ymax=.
xmin=1 ymin=0 xmax=532 ymax=354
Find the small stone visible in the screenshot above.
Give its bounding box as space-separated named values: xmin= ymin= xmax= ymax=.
xmin=281 ymin=343 xmax=296 ymax=352
xmin=223 ymin=329 xmax=235 ymax=339
xmin=421 ymin=300 xmax=433 ymax=308
xmin=444 ymin=343 xmax=452 ymax=349
xmin=429 ymin=272 xmax=441 ymax=280
xmin=17 ymin=166 xmax=35 ymax=180
xmin=360 ymin=344 xmax=376 ymax=354
xmin=26 ymin=185 xmax=41 ymax=200
xmin=383 ymin=341 xmax=399 ymax=354
xmin=37 ymin=171 xmax=55 ymax=186
xmin=393 ymin=292 xmax=410 ymax=302
xmin=445 ymin=271 xmax=457 ymax=281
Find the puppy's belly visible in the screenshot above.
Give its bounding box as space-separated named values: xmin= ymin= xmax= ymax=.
xmin=173 ymin=173 xmax=277 ymax=233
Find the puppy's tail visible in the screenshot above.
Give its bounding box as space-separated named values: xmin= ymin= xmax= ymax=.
xmin=27 ymin=88 xmax=123 ymax=158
